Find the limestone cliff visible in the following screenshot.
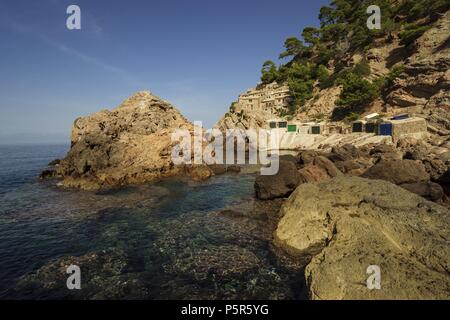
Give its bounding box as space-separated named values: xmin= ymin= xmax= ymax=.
xmin=55 ymin=91 xmax=193 ymax=190
xmin=386 ymin=11 xmax=450 ymax=110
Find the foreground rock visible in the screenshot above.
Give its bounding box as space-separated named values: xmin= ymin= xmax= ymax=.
xmin=51 ymin=91 xmax=193 ymax=190
xmin=275 ymin=176 xmax=450 ymax=299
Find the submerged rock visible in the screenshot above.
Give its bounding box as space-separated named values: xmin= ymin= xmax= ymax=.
xmin=164 ymin=245 xmax=260 ymax=281
xmin=274 ymin=176 xmax=450 ymax=299
xmin=39 ymin=169 xmax=57 ymax=180
xmin=15 ymin=249 xmax=149 ymax=299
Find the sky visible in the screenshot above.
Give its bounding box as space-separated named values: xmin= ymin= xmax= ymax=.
xmin=0 ymin=0 xmax=329 ymax=144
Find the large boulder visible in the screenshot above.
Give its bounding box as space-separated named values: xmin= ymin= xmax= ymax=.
xmin=275 ymin=176 xmax=450 ymax=299
xmin=362 ymin=159 xmax=430 ymax=185
xmin=254 ymin=160 xmax=300 ymax=200
xmin=298 ymin=156 xmax=342 ymax=183
xmin=54 ymin=91 xmax=193 ymax=190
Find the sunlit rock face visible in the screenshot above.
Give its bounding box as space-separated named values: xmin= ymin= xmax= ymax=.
xmin=56 ymin=91 xmax=193 ymax=190
xmin=275 ymin=176 xmax=450 ymax=300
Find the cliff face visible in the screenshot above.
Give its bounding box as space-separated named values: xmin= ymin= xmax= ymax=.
xmin=386 ymin=10 xmax=450 ymax=111
xmin=56 ymin=91 xmax=193 ymax=190
xmin=216 ymin=9 xmax=450 ymax=131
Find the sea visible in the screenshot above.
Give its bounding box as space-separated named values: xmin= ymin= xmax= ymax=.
xmin=0 ymin=144 xmax=304 ymax=299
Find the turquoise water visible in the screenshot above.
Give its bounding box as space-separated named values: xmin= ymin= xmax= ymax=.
xmin=0 ymin=144 xmax=304 ymax=299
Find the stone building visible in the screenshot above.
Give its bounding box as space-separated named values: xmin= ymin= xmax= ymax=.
xmin=237 ymin=82 xmax=291 ymax=112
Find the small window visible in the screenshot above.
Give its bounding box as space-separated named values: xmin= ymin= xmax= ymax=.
xmin=278 ymin=121 xmax=287 ymax=128
xmin=269 ymin=122 xmax=277 ymax=129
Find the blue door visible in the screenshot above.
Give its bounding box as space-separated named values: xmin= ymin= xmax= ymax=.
xmin=378 ymin=123 xmax=392 ymax=136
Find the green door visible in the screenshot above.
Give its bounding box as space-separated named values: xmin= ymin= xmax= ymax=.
xmin=311 ymin=126 xmax=321 ymax=134
xmin=287 ymin=124 xmax=297 ymax=132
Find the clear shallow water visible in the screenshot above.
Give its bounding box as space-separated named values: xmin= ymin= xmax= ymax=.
xmin=0 ymin=144 xmax=304 ymax=299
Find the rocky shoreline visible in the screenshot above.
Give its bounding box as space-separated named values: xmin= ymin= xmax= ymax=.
xmin=35 ymin=8 xmax=450 ymax=298
xmin=33 ymin=136 xmax=450 ymax=299
xmin=250 ymin=138 xmax=450 ymax=299
xmin=36 ymin=90 xmax=450 ymax=299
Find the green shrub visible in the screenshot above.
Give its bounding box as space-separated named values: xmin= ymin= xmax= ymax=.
xmin=353 ymin=60 xmax=371 ymax=77
xmin=399 ymin=24 xmax=431 ymax=46
xmin=316 ymin=65 xmax=333 ymax=89
xmin=336 ymin=73 xmax=379 ymax=108
xmin=260 ymin=60 xmax=279 ymax=84
xmin=387 ymin=64 xmax=405 ymax=82
xmin=345 ymin=112 xmax=360 ymax=123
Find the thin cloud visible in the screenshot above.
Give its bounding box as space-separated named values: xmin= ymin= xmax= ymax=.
xmin=1 ymin=14 xmax=143 ymax=88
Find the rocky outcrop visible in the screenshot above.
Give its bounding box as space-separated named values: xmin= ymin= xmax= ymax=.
xmin=327 ymin=144 xmax=368 ymax=162
xmin=254 ymin=154 xmax=342 ymax=200
xmin=275 ymin=176 xmax=450 ymax=300
xmin=52 ymin=91 xmax=193 ymax=190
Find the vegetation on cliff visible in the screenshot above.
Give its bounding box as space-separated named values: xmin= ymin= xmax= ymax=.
xmin=260 ymin=0 xmax=450 ymax=117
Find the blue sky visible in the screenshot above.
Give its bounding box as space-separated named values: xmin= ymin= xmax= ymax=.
xmin=0 ymin=0 xmax=329 ymax=144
